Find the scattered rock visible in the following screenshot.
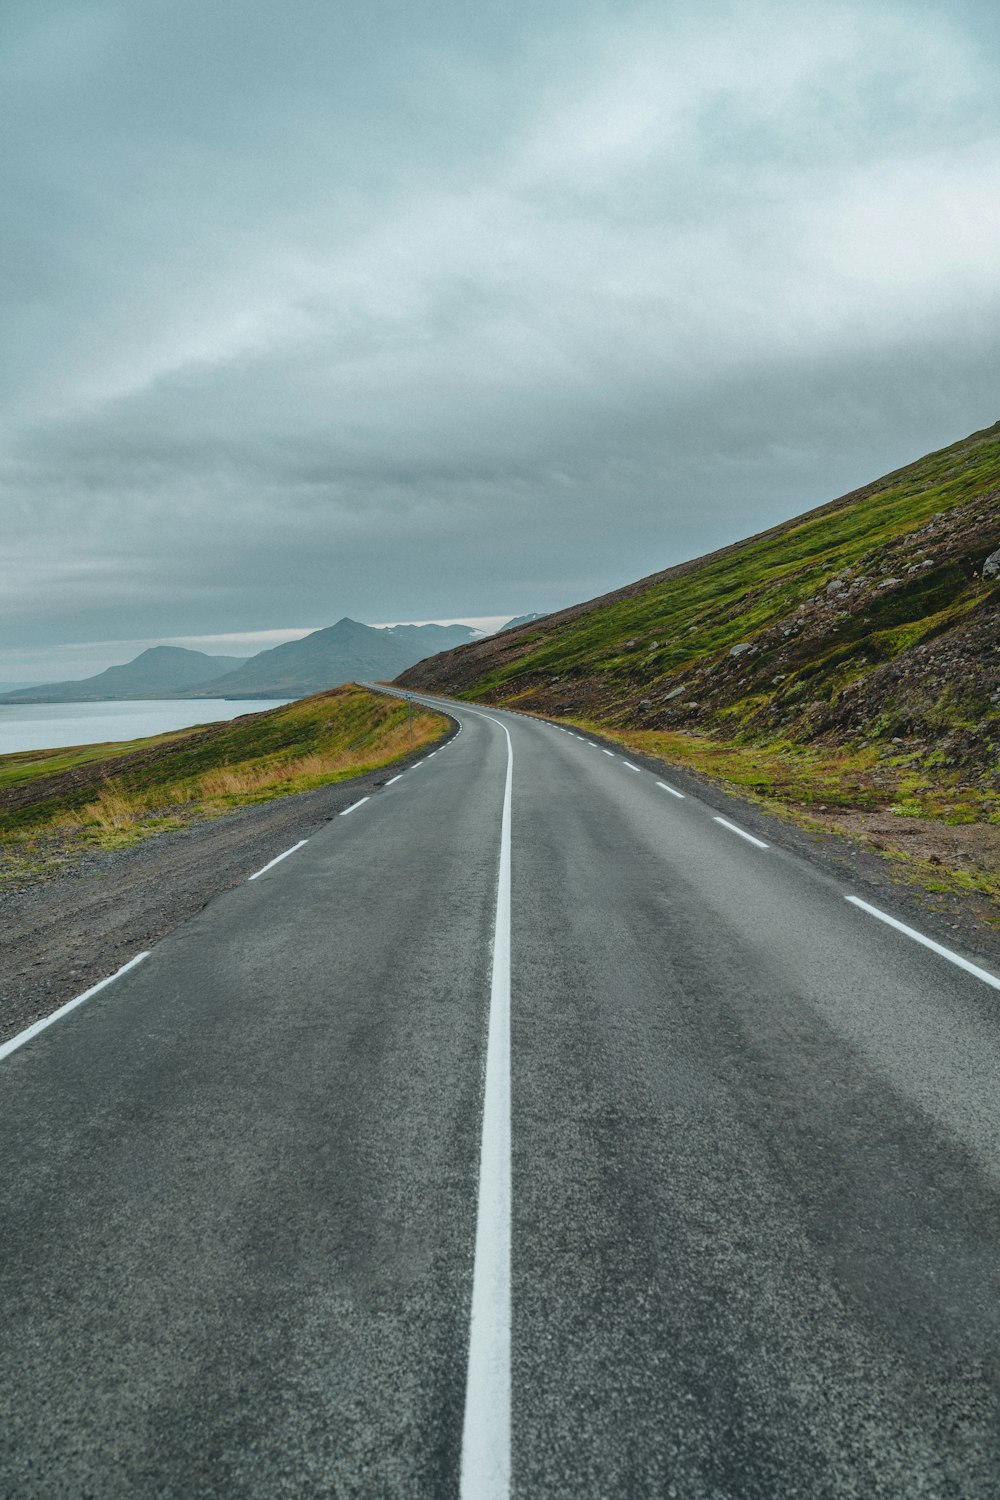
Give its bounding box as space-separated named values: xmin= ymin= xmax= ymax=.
xmin=983 ymin=548 xmax=1000 ymax=580
xmin=729 ymin=642 xmax=753 ymax=657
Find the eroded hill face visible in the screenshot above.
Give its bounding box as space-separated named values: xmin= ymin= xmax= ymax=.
xmin=399 ymin=421 xmax=1000 ymax=787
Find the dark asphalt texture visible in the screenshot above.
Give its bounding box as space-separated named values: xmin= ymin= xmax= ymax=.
xmin=2 ymin=702 xmax=1000 ymax=1496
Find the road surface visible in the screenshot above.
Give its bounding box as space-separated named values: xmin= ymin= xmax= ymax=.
xmin=2 ymin=695 xmax=1000 ymax=1497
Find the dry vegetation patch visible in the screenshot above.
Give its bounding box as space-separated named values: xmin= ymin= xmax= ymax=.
xmin=0 ymin=685 xmax=446 ymax=883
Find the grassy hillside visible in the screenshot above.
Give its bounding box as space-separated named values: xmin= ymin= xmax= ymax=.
xmin=400 ymin=421 xmax=1000 ymax=904
xmin=0 ymin=686 xmax=445 ymax=871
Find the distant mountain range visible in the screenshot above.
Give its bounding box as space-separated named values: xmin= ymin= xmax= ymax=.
xmin=0 ymin=647 xmax=249 ymax=704
xmin=183 ymin=618 xmax=479 ymax=698
xmin=0 ymin=619 xmax=483 ymax=704
xmin=497 ymin=613 xmax=543 ymax=632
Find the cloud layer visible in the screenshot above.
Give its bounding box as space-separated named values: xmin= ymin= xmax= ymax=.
xmin=3 ymin=0 xmax=1000 ymax=678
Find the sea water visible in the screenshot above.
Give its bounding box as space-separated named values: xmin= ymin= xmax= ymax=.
xmin=0 ymin=700 xmax=292 ymax=757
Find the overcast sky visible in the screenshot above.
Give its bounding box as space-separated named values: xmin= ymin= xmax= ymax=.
xmin=4 ymin=0 xmax=1000 ymax=681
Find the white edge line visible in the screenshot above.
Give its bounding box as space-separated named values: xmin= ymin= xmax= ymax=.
xmin=656 ymin=781 xmax=685 ymax=799
xmin=339 ymin=796 xmax=371 ymax=816
xmin=248 ymin=838 xmax=309 ymax=880
xmin=623 ymin=762 xmax=641 ymax=773
xmin=385 ymin=774 xmax=403 ymax=786
xmin=713 ymin=816 xmax=769 ymax=850
xmin=0 ymin=952 xmax=150 ymax=1064
xmin=460 ymin=714 xmax=512 ymax=1500
xmin=845 ymin=896 xmax=1000 ymax=991
xmin=601 ymin=749 xmax=615 ymax=757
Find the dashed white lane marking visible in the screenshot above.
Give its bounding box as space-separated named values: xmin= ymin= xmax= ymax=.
xmin=623 ymin=762 xmax=641 ymax=773
xmin=461 ymin=714 xmax=513 ymax=1500
xmin=248 ymin=839 xmax=309 ymax=880
xmin=713 ymin=816 xmax=769 ymax=850
xmin=385 ymin=774 xmax=403 ymax=785
xmin=846 ymin=896 xmax=1000 ymax=991
xmin=339 ymin=797 xmax=371 ymax=816
xmin=601 ymin=749 xmax=615 ymax=757
xmin=0 ymin=952 xmax=150 ymax=1064
xmin=657 ymin=781 xmax=685 ymax=798
xmin=428 ymin=751 xmax=438 ymax=757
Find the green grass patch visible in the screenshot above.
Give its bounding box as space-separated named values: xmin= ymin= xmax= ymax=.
xmin=0 ymin=686 xmax=448 ymax=858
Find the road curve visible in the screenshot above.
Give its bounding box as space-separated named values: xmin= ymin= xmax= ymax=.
xmin=2 ymin=695 xmax=1000 ymax=1496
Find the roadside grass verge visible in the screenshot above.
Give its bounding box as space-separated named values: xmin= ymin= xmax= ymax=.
xmin=0 ymin=685 xmax=446 ymax=881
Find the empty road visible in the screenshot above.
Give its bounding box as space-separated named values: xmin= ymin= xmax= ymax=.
xmin=2 ymin=696 xmax=1000 ymax=1497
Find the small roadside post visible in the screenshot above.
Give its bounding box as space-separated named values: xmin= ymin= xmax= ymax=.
xmin=407 ymin=693 xmax=413 ymax=741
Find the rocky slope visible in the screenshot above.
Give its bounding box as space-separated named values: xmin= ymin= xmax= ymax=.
xmin=399 ymin=420 xmax=1000 ymax=793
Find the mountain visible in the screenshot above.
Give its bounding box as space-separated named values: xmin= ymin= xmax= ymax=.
xmin=496 ymin=613 xmax=543 ymax=633
xmin=187 ymin=618 xmax=479 ymax=698
xmin=397 ymin=420 xmax=1000 ymax=790
xmin=0 ymin=647 xmax=250 ymax=704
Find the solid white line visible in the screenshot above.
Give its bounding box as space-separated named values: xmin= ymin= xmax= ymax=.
xmin=460 ymin=715 xmax=512 ymax=1500
xmin=601 ymin=749 xmax=615 ymax=757
xmin=339 ymin=797 xmax=371 ymax=816
xmin=845 ymin=896 xmax=1000 ymax=991
xmin=656 ymin=781 xmax=685 ymax=799
xmin=713 ymin=816 xmax=769 ymax=850
xmin=0 ymin=952 xmax=150 ymax=1064
xmin=248 ymin=839 xmax=309 ymax=879
xmin=385 ymin=774 xmax=403 ymax=786
xmin=623 ymin=762 xmax=641 ymax=773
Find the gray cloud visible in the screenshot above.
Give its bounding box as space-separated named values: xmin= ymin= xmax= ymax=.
xmin=3 ymin=0 xmax=1000 ymax=679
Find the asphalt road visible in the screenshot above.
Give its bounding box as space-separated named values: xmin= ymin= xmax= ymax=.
xmin=3 ymin=697 xmax=1000 ymax=1497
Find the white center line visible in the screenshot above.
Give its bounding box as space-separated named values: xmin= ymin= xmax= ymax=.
xmin=656 ymin=781 xmax=685 ymax=798
xmin=248 ymin=839 xmax=309 ymax=880
xmin=846 ymin=896 xmax=1000 ymax=990
xmin=623 ymin=762 xmax=641 ymax=773
xmin=461 ymin=715 xmax=512 ymax=1500
xmin=0 ymin=952 xmax=150 ymax=1064
xmin=713 ymin=816 xmax=769 ymax=849
xmin=339 ymin=797 xmax=370 ymax=816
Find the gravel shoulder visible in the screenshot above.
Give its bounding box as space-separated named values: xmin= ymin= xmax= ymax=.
xmin=0 ymin=730 xmax=455 ymax=1047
